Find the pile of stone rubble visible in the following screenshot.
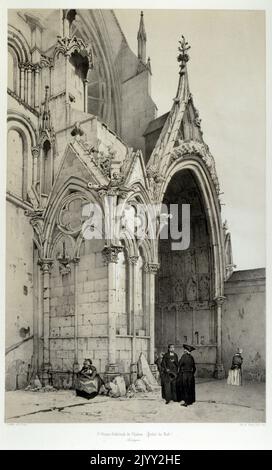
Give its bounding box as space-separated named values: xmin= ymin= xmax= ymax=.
xmin=24 ymin=353 xmax=159 ymax=398
xmin=100 ymin=353 xmax=160 ymax=399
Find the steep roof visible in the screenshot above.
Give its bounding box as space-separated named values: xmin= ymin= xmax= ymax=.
xmin=143 ymin=112 xmax=169 ymax=136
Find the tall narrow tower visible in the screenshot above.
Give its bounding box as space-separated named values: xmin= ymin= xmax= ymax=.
xmin=137 ymin=11 xmax=147 ymax=63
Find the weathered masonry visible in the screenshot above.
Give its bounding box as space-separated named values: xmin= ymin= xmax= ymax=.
xmin=6 ymin=10 xmax=265 ymax=390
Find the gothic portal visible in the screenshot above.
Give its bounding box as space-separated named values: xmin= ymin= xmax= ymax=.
xmin=6 ymin=11 xmax=234 ymax=390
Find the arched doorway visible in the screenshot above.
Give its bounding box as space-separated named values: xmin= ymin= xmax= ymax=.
xmin=155 ymin=168 xmax=218 ymax=377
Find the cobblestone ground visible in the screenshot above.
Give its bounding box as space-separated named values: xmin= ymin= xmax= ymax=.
xmin=5 ymin=379 xmax=265 ymax=423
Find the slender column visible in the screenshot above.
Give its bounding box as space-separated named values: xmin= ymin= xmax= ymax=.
xmin=32 ymin=247 xmax=39 ymax=376
xmin=144 ymin=263 xmax=160 ymax=365
xmin=31 ymin=146 xmax=40 ymax=186
xmin=65 ymin=53 xmax=71 ymax=125
xmin=34 ymin=66 xmax=40 ymax=108
xmin=83 ymin=78 xmax=89 ymax=113
xmin=128 ymin=256 xmax=138 ymax=365
xmin=19 ymin=64 xmax=25 ymax=101
xmin=128 ymin=256 xmax=138 ymax=335
xmin=65 ymin=53 xmax=70 ymax=104
xmin=27 ymin=66 xmax=32 ymax=105
xmin=16 ymin=65 xmax=20 ymax=96
xmin=214 ymin=296 xmax=226 ymax=379
xmin=39 ymin=259 xmax=53 ymax=385
xmin=128 ymin=261 xmax=133 ymax=336
xmin=73 ymin=257 xmax=80 ymax=378
xmin=24 ymin=67 xmax=28 ymax=103
xmin=102 ymin=245 xmax=123 ymax=376
xmin=143 ymin=264 xmax=150 ymax=336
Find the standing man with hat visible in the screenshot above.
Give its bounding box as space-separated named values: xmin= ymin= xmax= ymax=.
xmin=160 ymin=344 xmax=179 ymax=404
xmin=177 ymin=344 xmax=196 ymax=407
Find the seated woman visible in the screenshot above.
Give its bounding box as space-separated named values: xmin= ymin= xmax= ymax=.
xmin=75 ymin=358 xmax=104 ymax=399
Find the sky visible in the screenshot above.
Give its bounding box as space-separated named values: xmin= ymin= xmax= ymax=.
xmin=115 ymin=9 xmax=266 ymax=271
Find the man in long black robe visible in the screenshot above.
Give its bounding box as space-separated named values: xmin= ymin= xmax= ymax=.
xmin=177 ymin=344 xmax=196 ymax=406
xmin=160 ymin=344 xmax=179 ymax=404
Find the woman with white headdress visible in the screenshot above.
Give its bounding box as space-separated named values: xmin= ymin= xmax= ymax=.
xmin=227 ymin=348 xmax=243 ymax=386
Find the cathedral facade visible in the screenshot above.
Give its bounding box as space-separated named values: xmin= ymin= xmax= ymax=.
xmin=6 ymin=9 xmax=265 ymax=390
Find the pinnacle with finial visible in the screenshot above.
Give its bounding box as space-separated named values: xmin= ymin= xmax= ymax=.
xmin=137 ymin=10 xmax=146 ymax=41
xmin=41 ymin=85 xmax=51 ymax=130
xmin=177 ymin=36 xmax=191 ymax=74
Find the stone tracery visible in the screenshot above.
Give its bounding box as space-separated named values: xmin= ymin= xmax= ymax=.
xmin=6 ymin=13 xmax=235 ymax=388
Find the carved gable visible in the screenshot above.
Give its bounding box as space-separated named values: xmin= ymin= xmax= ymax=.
xmin=51 ymin=145 xmax=97 ymax=197
xmin=175 ymin=99 xmax=203 ymax=145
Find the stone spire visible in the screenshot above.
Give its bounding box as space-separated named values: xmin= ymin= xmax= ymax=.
xmin=147 ymin=36 xmax=191 ymax=166
xmin=137 ymin=11 xmax=147 ymax=63
xmin=175 ymin=35 xmax=191 ymax=102
xmin=147 ymin=36 xmax=220 ymax=198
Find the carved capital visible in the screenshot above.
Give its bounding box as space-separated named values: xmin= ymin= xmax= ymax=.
xmin=128 ymin=256 xmax=139 ymax=265
xmin=144 ymin=262 xmax=160 ymax=274
xmin=102 ymin=245 xmax=123 ymax=264
xmin=31 ymin=146 xmax=40 ymax=158
xmin=34 ymin=64 xmax=41 ymax=73
xmin=59 ymin=263 xmax=71 ymax=276
xmin=38 ymin=258 xmax=54 ymax=274
xmin=214 ymin=296 xmax=226 ymax=307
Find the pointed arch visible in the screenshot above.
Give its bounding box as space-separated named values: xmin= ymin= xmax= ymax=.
xmin=43 ymin=179 xmax=104 ymax=258
xmin=7 ymin=111 xmax=37 ymax=199
xmin=8 ymin=25 xmax=31 ymax=64
xmin=159 ymin=156 xmax=224 ymax=298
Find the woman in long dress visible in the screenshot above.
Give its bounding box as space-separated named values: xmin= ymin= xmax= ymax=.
xmin=75 ymin=358 xmax=104 ymax=399
xmin=227 ymin=348 xmax=243 ymax=386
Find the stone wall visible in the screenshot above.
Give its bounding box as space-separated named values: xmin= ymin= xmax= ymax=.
xmin=5 ymin=202 xmax=34 ymax=390
xmin=49 ymin=238 xmax=108 ymax=387
xmin=121 ymin=69 xmax=157 ymax=154
xmin=222 ymin=269 xmax=266 ymax=381
xmin=74 ymin=238 xmax=108 ymax=374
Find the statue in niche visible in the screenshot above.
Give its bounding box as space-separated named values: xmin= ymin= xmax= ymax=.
xmin=161 ymin=252 xmax=171 ymax=276
xmin=172 ymin=252 xmax=182 ymax=276
xmin=159 ymin=277 xmax=172 ymax=303
xmin=186 ymin=276 xmax=198 ymax=301
xmin=199 ymin=274 xmax=210 ymax=301
xmin=173 ymin=279 xmax=184 ymax=301
xmin=184 ymin=251 xmax=192 ymax=273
